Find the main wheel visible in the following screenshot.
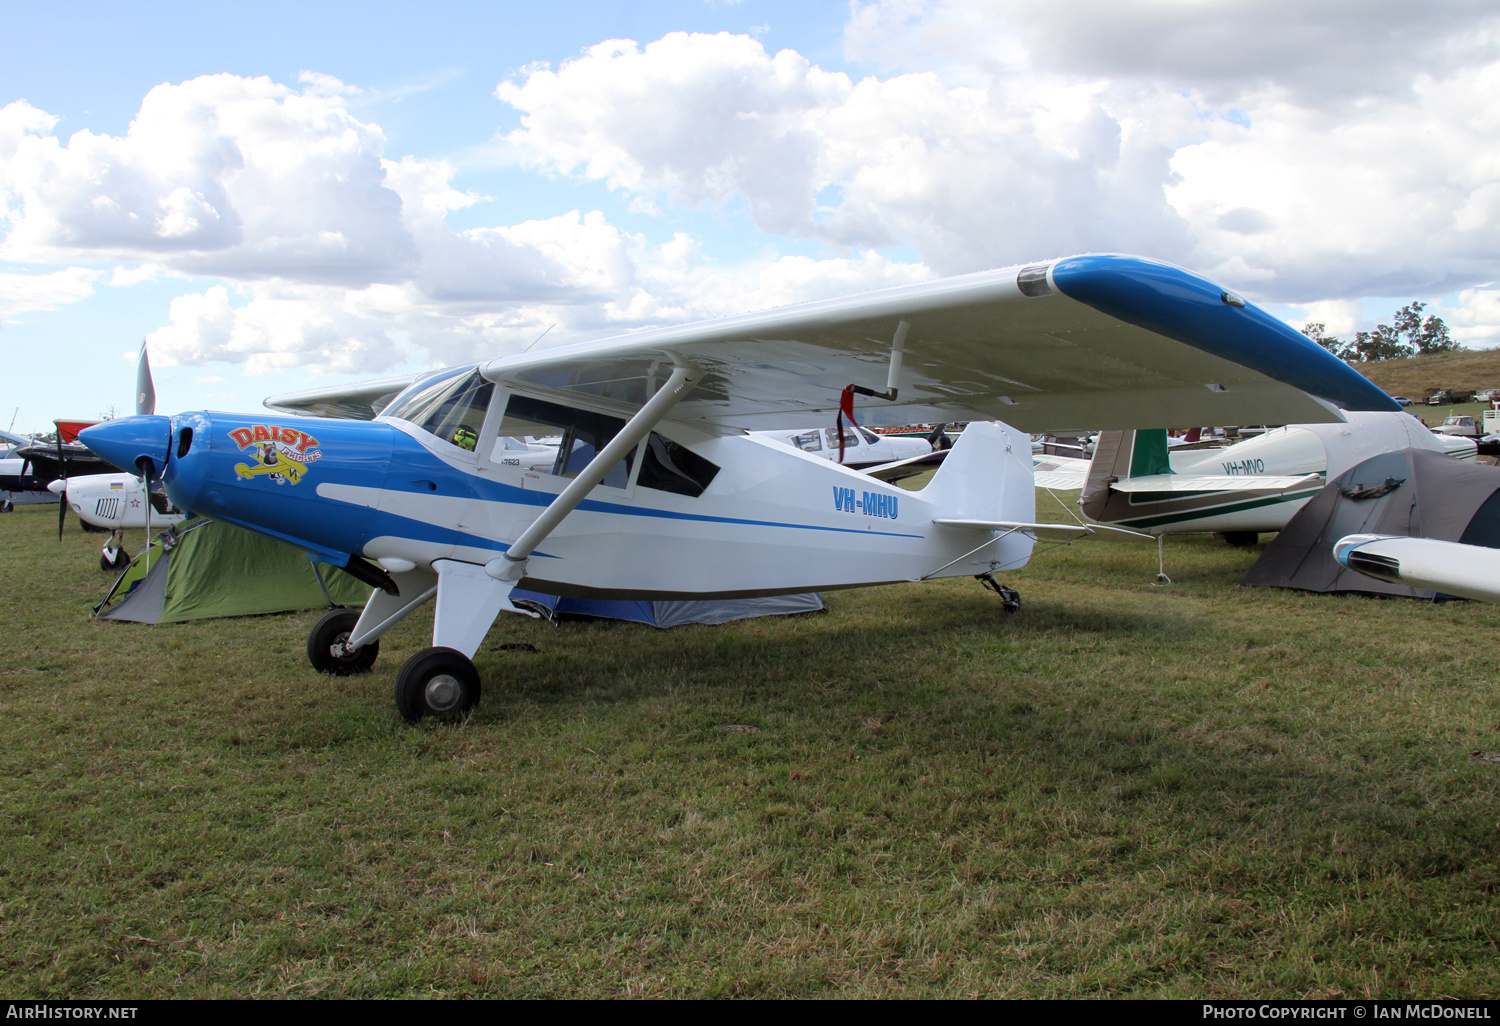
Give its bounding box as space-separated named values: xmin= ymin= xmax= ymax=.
xmin=395 ymin=647 xmax=481 ymax=723
xmin=306 ymin=607 xmax=379 ymax=675
xmin=100 ymin=547 xmax=130 ymax=572
xmin=1222 ymin=531 xmax=1259 ymax=547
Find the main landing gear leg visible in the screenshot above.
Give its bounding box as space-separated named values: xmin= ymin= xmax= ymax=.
xmin=1155 ymin=534 xmax=1171 ymax=585
xmin=100 ymin=529 xmax=129 ymax=572
xmin=976 ymin=572 xmax=1021 ymax=612
xmin=306 ymin=568 xmax=438 ymax=676
xmin=394 ymin=559 xmax=538 ymax=723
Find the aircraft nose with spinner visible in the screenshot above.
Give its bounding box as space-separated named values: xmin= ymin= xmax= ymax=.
xmin=79 ymin=415 xmax=173 ymax=477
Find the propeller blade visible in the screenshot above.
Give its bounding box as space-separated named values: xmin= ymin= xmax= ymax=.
xmin=137 ymin=456 xmax=153 ymax=575
xmin=55 ymin=433 xmax=66 ymax=541
xmin=135 ymin=341 xmax=155 ymax=417
xmin=925 ymin=423 xmax=950 ymax=450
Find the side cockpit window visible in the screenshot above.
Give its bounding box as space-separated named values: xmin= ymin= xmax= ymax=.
xmin=384 ymin=369 xmax=493 ymax=452
xmin=497 ymin=392 xmax=719 ymax=497
xmin=635 ymin=435 xmax=719 ymax=496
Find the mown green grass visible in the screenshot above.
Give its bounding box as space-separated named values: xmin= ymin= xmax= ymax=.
xmin=5 ymin=502 xmax=1500 ymax=998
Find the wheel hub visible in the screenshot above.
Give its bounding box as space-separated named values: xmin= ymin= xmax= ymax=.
xmin=425 ymin=673 xmax=462 ymax=712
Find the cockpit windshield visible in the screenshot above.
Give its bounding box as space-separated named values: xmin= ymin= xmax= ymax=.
xmin=383 ymin=367 xmax=493 ymax=452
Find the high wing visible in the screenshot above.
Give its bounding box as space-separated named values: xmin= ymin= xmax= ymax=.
xmin=264 ymin=373 xmax=421 ymax=420
xmin=264 ymin=254 xmax=1397 ymax=431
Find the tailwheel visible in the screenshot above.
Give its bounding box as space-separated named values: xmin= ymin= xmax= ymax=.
xmin=976 ymin=572 xmax=1021 ymax=613
xmin=307 ymin=607 xmax=379 ymax=676
xmin=395 ymin=647 xmax=481 ymax=723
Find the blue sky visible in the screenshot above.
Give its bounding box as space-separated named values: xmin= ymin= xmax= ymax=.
xmin=2 ymin=1 xmax=1497 ymax=433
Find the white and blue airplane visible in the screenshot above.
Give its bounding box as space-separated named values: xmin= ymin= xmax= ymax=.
xmin=80 ymin=254 xmax=1398 ymax=722
xmin=1334 ymin=535 xmax=1500 ymax=604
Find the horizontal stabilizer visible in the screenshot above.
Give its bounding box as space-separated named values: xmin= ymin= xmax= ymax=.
xmin=1033 ymin=454 xmax=1092 ymax=490
xmin=862 ymin=449 xmax=948 ymax=483
xmin=1110 ymin=473 xmax=1322 ymax=494
xmin=933 ymin=518 xmax=1093 ymax=541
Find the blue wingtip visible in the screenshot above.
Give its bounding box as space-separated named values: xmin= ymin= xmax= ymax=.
xmin=1052 ymin=255 xmax=1400 ymax=413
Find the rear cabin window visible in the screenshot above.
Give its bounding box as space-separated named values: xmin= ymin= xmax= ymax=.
xmin=791 ymin=431 xmax=822 ymax=452
xmin=498 ymin=394 xmax=719 ymax=497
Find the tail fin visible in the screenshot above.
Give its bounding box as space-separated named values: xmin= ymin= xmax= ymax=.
xmin=1081 ymin=429 xmax=1171 ymax=520
xmin=917 ymin=421 xmax=1034 ymax=524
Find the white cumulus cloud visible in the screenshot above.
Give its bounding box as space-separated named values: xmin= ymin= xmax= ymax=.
xmin=0 ymin=266 xmax=100 ymax=325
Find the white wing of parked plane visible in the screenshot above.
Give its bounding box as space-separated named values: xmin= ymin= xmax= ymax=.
xmin=1033 ymin=454 xmax=1092 ymax=490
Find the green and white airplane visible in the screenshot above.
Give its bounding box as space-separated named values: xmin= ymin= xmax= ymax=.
xmin=1075 ymin=412 xmax=1475 ymax=545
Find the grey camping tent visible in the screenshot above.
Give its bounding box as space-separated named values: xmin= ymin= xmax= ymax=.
xmin=1240 ymin=447 xmax=1500 ymax=598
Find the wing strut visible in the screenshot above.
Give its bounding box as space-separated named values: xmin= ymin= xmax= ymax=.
xmin=485 ymin=359 xmax=700 ymax=586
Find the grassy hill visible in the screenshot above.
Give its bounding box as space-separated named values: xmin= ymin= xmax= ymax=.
xmin=1351 ymin=348 xmax=1500 ymax=400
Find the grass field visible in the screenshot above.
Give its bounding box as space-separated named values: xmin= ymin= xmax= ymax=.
xmin=6 ymin=500 xmax=1500 ymax=998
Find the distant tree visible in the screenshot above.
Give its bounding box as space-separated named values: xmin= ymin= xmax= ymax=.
xmin=1354 ymin=301 xmax=1462 ymax=361
xmin=1354 ymin=322 xmax=1413 ymax=362
xmin=1308 ymin=302 xmax=1463 ymax=363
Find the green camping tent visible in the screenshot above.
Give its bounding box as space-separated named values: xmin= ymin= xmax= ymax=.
xmin=95 ymin=517 xmax=369 ymax=623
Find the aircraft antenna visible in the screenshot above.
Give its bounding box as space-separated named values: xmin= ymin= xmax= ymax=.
xmin=522 ymin=323 xmax=555 ymax=354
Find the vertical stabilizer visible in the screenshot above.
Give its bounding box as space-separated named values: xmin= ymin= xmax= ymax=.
xmin=1081 ymin=429 xmax=1172 ymax=522
xmin=918 ymin=421 xmax=1035 ymax=525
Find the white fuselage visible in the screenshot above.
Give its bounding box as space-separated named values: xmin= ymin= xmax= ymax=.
xmin=1334 ymin=535 xmax=1500 ymax=604
xmin=336 ymin=421 xmax=1033 ymax=600
xmin=51 ymin=473 xmax=186 ymax=530
xmin=755 ymin=426 xmax=931 ymax=469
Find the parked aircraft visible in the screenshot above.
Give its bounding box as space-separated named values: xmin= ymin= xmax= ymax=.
xmin=47 ymin=473 xmax=186 ymax=568
xmin=46 ymin=343 xmax=181 ymax=565
xmin=79 ymin=254 xmax=1397 ymax=722
xmin=764 ymin=425 xmax=933 ymax=469
xmin=1334 ymin=535 xmax=1500 ymax=604
xmin=1080 ymin=412 xmax=1473 ymax=546
xmin=2 ymin=429 xmax=51 ymax=511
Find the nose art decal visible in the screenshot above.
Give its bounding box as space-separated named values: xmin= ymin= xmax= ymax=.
xmin=229 ymin=425 xmax=324 ymax=486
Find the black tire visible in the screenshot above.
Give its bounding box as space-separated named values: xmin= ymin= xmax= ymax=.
xmin=1222 ymin=531 xmax=1259 ymax=548
xmin=395 ymin=647 xmax=481 ymax=723
xmin=307 ymin=607 xmax=379 ymax=675
xmin=0 ymin=499 xmax=13 ymax=513
xmin=100 ymin=548 xmax=130 ymax=572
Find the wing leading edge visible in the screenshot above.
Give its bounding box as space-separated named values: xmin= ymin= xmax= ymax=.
xmin=263 ymin=254 xmax=1396 ymax=431
xmin=478 ymin=255 xmax=1394 ymax=433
